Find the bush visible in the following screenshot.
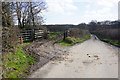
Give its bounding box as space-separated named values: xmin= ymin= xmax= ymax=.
xmin=59 ymin=34 xmax=90 ymax=46
xmin=2 ymin=27 xmax=20 ymax=52
xmin=92 ymin=29 xmax=120 ymax=47
xmin=59 ymin=41 xmax=73 ymax=46
xmin=93 ymin=29 xmax=119 ymax=41
xmin=65 ymin=37 xmax=76 ymax=43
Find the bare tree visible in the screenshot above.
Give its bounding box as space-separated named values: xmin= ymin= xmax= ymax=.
xmin=15 ymin=2 xmax=23 ymax=28
xmin=2 ymin=2 xmax=14 ymax=27
xmin=27 ymin=2 xmax=46 ymax=27
xmin=13 ymin=2 xmax=46 ymax=28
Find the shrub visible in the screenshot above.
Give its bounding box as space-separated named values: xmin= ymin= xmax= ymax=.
xmin=93 ymin=29 xmax=119 ymax=41
xmin=65 ymin=37 xmax=76 ymax=43
xmin=2 ymin=27 xmax=20 ymax=52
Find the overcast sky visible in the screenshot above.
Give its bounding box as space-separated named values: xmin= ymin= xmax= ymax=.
xmin=42 ymin=0 xmax=119 ymax=25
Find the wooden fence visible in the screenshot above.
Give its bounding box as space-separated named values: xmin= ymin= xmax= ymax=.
xmin=20 ymin=29 xmax=44 ymax=42
xmin=34 ymin=29 xmax=44 ymax=39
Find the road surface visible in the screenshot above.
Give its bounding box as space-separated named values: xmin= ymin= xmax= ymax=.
xmin=29 ymin=35 xmax=118 ymax=78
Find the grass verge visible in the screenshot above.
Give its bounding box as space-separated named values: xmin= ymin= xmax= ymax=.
xmin=59 ymin=40 xmax=73 ymax=46
xmin=98 ymin=37 xmax=120 ymax=47
xmin=59 ymin=34 xmax=90 ymax=46
xmin=2 ymin=42 xmax=35 ymax=78
xmin=49 ymin=32 xmax=64 ymax=34
xmin=49 ymin=34 xmax=57 ymax=38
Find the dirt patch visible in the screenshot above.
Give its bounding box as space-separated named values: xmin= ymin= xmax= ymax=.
xmin=52 ymin=53 xmax=69 ymax=62
xmin=94 ymin=55 xmax=100 ymax=60
xmin=86 ymin=54 xmax=100 ymax=60
xmin=23 ymin=40 xmax=69 ymax=76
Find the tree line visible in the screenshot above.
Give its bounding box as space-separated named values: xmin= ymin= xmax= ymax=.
xmin=45 ymin=20 xmax=119 ymax=32
xmin=2 ymin=2 xmax=46 ymax=28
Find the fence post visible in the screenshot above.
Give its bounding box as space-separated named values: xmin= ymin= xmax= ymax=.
xmin=20 ymin=36 xmax=23 ymax=44
xmin=32 ymin=29 xmax=35 ymax=41
xmin=63 ymin=30 xmax=67 ymax=40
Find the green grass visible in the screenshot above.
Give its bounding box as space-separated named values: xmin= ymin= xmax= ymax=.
xmin=2 ymin=42 xmax=35 ymax=78
xmin=22 ymin=42 xmax=31 ymax=47
xmin=49 ymin=32 xmax=64 ymax=34
xmin=98 ymin=37 xmax=120 ymax=46
xmin=59 ymin=41 xmax=73 ymax=46
xmin=59 ymin=34 xmax=90 ymax=46
xmin=85 ymin=34 xmax=91 ymax=40
xmin=49 ymin=31 xmax=64 ymax=38
xmin=49 ymin=34 xmax=57 ymax=38
xmin=74 ymin=34 xmax=90 ymax=43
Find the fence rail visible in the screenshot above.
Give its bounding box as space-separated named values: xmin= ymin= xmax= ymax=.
xmin=19 ymin=29 xmax=44 ymax=42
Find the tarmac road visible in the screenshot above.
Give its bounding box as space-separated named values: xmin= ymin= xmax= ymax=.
xmin=29 ymin=35 xmax=118 ymax=78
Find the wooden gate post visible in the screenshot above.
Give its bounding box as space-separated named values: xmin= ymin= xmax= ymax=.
xmin=32 ymin=29 xmax=35 ymax=41
xmin=63 ymin=30 xmax=67 ymax=40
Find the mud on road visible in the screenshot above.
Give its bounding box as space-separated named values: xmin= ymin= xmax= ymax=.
xmin=23 ymin=40 xmax=69 ymax=75
xmin=28 ymin=35 xmax=119 ymax=78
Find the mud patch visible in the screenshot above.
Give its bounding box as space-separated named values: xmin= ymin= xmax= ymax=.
xmin=23 ymin=41 xmax=69 ymax=76
xmin=93 ymin=55 xmax=100 ymax=60
xmin=52 ymin=53 xmax=69 ymax=62
xmin=82 ymin=60 xmax=93 ymax=66
xmin=86 ymin=54 xmax=100 ymax=60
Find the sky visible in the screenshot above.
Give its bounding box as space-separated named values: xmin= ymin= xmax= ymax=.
xmin=42 ymin=0 xmax=119 ymax=25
